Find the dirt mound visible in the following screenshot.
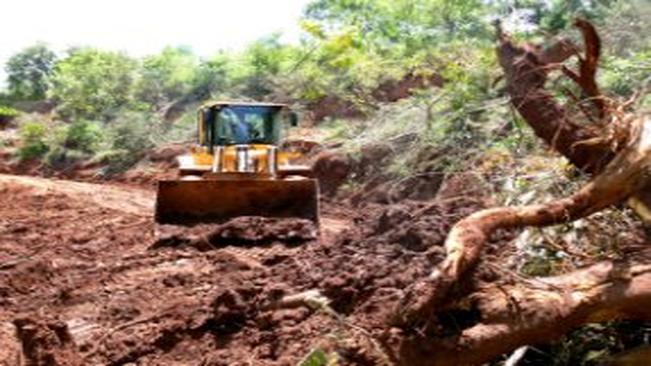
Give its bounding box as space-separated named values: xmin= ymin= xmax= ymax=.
xmin=0 ymin=141 xmax=181 ymax=189
xmin=312 ymin=152 xmax=351 ymax=196
xmin=13 ymin=316 xmax=84 ymax=366
xmin=153 ymin=217 xmax=318 ymax=250
xmin=350 ymin=173 xmax=446 ymax=205
xmin=0 ymin=155 xmax=42 ymax=177
xmin=307 ymin=70 xmax=444 ymax=123
xmin=145 ymin=144 xmax=186 ymax=164
xmin=0 ymin=322 xmax=21 ymax=366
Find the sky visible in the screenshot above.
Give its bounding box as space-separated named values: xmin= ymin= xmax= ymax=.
xmin=0 ymin=0 xmax=312 ymax=83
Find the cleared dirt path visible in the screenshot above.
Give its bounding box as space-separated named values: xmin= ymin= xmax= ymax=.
xmin=0 ymin=173 xmax=154 ymax=216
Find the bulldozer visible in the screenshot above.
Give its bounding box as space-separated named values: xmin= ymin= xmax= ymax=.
xmin=155 ymin=101 xmax=319 ymax=225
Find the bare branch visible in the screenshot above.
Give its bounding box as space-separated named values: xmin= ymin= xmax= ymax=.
xmin=562 ymin=19 xmax=607 ymax=119
xmin=495 ymin=21 xmax=616 ymax=173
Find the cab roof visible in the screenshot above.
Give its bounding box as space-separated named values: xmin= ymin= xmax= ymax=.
xmin=201 ymin=101 xmax=289 ymax=109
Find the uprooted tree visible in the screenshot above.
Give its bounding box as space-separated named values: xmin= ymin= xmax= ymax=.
xmin=387 ymin=19 xmax=651 ymax=366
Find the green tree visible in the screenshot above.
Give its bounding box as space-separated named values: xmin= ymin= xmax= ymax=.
xmin=192 ymin=52 xmax=233 ymax=100
xmin=135 ymin=46 xmax=200 ymax=109
xmin=135 ymin=47 xmax=235 ymax=110
xmin=539 ymin=0 xmax=616 ymax=31
xmin=234 ymin=34 xmax=297 ymax=99
xmin=289 ymin=0 xmax=495 ymax=109
xmin=304 ymin=0 xmax=491 ymax=55
xmin=49 ymin=48 xmax=138 ymax=120
xmin=5 ymin=43 xmax=57 ymax=101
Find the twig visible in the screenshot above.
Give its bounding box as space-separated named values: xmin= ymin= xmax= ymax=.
xmin=505 ymin=346 xmax=529 ymax=366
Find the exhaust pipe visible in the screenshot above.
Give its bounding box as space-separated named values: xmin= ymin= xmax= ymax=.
xmin=211 ymin=146 xmax=224 ymax=173
xmin=267 ymin=146 xmax=278 ymax=177
xmin=225 ymin=145 xmax=279 ymax=175
xmin=236 ymin=145 xmax=250 ymax=172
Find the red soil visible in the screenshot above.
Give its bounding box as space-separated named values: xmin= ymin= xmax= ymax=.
xmin=0 ymin=173 xmax=496 ymax=365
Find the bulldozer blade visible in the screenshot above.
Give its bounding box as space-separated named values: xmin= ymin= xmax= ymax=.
xmin=155 ymin=178 xmax=319 ymax=225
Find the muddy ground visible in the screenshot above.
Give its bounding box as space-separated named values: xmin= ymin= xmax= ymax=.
xmin=0 ymin=171 xmax=507 ymax=365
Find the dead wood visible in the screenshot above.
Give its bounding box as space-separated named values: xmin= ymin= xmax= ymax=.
xmin=395 ymin=115 xmax=650 ymax=324
xmin=562 ymin=19 xmax=607 ymax=118
xmin=395 ymin=253 xmax=651 ymax=366
xmin=495 ymin=20 xmax=621 ymax=173
xmin=391 ymin=19 xmax=651 ymax=366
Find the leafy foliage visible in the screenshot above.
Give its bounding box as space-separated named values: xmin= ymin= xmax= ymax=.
xmin=106 ymin=111 xmax=156 ymax=154
xmin=0 ymin=106 xmax=20 ymax=119
xmin=235 ymin=34 xmax=293 ymax=98
xmin=49 ymin=48 xmax=138 ymax=120
xmin=600 ymin=50 xmax=651 ymax=96
xmin=136 ymin=47 xmax=202 ymax=108
xmin=17 ymin=121 xmax=49 ymax=160
xmin=5 ymin=44 xmax=57 ymax=101
xmin=299 ymin=348 xmax=337 ymax=366
xmin=53 ymin=119 xmax=103 ymax=154
xmin=94 ymin=111 xmax=159 ymax=174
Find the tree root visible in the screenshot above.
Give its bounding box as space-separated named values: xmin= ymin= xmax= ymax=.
xmin=389 ymin=18 xmax=651 ymax=365
xmin=495 ymin=20 xmax=618 ymax=173
xmin=395 ymin=116 xmax=650 ymax=326
xmin=393 ymin=254 xmax=651 ymax=366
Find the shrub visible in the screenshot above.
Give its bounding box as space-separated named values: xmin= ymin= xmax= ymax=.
xmin=35 ymin=119 xmax=102 ymax=168
xmin=62 ymin=120 xmax=102 ymax=153
xmin=94 ymin=111 xmax=157 ymax=175
xmin=44 ymin=146 xmax=88 ymax=169
xmin=107 ymin=111 xmax=155 ymax=153
xmin=17 ymin=121 xmax=49 ymax=160
xmin=0 ymin=106 xmax=19 ymax=118
xmin=0 ymin=106 xmax=20 ymax=126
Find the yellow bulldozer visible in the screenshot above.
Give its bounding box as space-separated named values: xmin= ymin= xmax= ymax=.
xmin=155 ymin=101 xmax=319 ymax=225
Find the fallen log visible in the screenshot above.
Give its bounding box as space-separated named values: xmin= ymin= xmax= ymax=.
xmin=396 ymin=253 xmax=651 ymax=366
xmin=391 ymin=19 xmax=651 ymax=365
xmin=396 ymin=115 xmax=650 ymax=327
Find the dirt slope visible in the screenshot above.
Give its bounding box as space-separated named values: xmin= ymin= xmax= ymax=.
xmin=0 ymin=173 xmax=489 ymax=365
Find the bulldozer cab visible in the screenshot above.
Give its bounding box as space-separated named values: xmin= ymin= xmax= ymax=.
xmin=198 ymin=102 xmax=297 ymax=147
